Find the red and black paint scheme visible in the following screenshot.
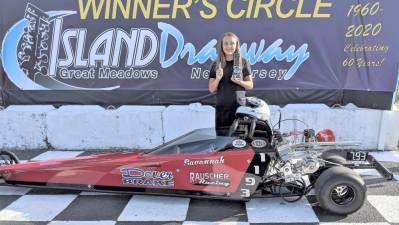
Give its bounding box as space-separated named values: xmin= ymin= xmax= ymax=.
xmin=0 ymin=129 xmax=270 ymax=201
xmin=0 ymin=123 xmax=394 ymax=214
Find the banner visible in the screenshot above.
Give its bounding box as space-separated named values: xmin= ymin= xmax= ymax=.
xmin=1 ymin=0 xmax=398 ymax=108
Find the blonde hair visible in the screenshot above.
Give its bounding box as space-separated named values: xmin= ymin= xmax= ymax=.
xmin=216 ymin=32 xmax=243 ymax=75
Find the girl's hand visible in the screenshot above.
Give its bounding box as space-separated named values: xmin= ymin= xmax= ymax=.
xmin=230 ymin=77 xmax=242 ymax=85
xmin=216 ymin=65 xmax=223 ymax=80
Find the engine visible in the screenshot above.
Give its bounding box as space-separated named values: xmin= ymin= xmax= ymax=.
xmin=230 ymin=96 xmax=325 ymax=183
xmin=276 ymin=144 xmax=323 ymax=182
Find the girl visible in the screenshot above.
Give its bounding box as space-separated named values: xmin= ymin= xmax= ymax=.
xmin=208 ymin=32 xmax=253 ymax=135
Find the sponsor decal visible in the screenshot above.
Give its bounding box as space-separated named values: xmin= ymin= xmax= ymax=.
xmin=251 ymin=139 xmax=268 ymax=148
xmin=120 ymin=168 xmax=174 ymax=187
xmin=183 ymin=156 xmax=224 ymax=166
xmin=189 ymin=172 xmax=230 ymax=187
xmin=232 ymin=139 xmax=247 ymax=148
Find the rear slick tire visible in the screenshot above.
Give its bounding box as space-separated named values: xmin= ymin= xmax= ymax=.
xmin=315 ymin=167 xmax=366 ymax=215
xmin=322 ymin=153 xmax=347 ymax=165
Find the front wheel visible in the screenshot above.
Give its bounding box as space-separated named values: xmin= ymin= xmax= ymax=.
xmin=0 ymin=150 xmax=19 ymax=166
xmin=315 ymin=167 xmax=366 ymax=215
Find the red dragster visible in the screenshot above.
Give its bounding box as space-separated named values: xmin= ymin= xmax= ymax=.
xmin=0 ymin=97 xmax=393 ymax=215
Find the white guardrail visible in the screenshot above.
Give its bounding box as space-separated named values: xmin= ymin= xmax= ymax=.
xmin=0 ymin=104 xmax=398 ymax=151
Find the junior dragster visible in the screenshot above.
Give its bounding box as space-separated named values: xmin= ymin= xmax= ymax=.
xmin=0 ymin=97 xmax=393 ymax=215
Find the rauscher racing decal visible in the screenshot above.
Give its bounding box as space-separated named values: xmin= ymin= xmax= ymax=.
xmin=189 ymin=172 xmax=230 ymax=187
xmin=120 ymin=168 xmax=174 ymax=187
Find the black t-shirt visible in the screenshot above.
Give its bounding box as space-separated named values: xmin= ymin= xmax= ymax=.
xmin=209 ymin=59 xmax=252 ymax=108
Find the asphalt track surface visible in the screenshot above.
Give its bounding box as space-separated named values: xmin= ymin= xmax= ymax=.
xmin=0 ymin=150 xmax=398 ymax=225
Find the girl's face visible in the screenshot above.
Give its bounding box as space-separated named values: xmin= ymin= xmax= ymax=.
xmin=222 ymin=36 xmax=237 ymax=57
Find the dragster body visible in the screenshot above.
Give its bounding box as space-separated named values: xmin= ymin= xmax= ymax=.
xmin=0 ymin=142 xmax=259 ymax=198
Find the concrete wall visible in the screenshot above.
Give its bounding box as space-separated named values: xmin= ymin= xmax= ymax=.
xmin=0 ymin=105 xmax=54 ymax=150
xmin=378 ymin=110 xmax=399 ymax=150
xmin=162 ymin=103 xmax=215 ymax=142
xmin=46 ymin=106 xmax=166 ymax=150
xmin=0 ymin=104 xmax=397 ymax=151
xmin=268 ymin=105 xmax=387 ymax=150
